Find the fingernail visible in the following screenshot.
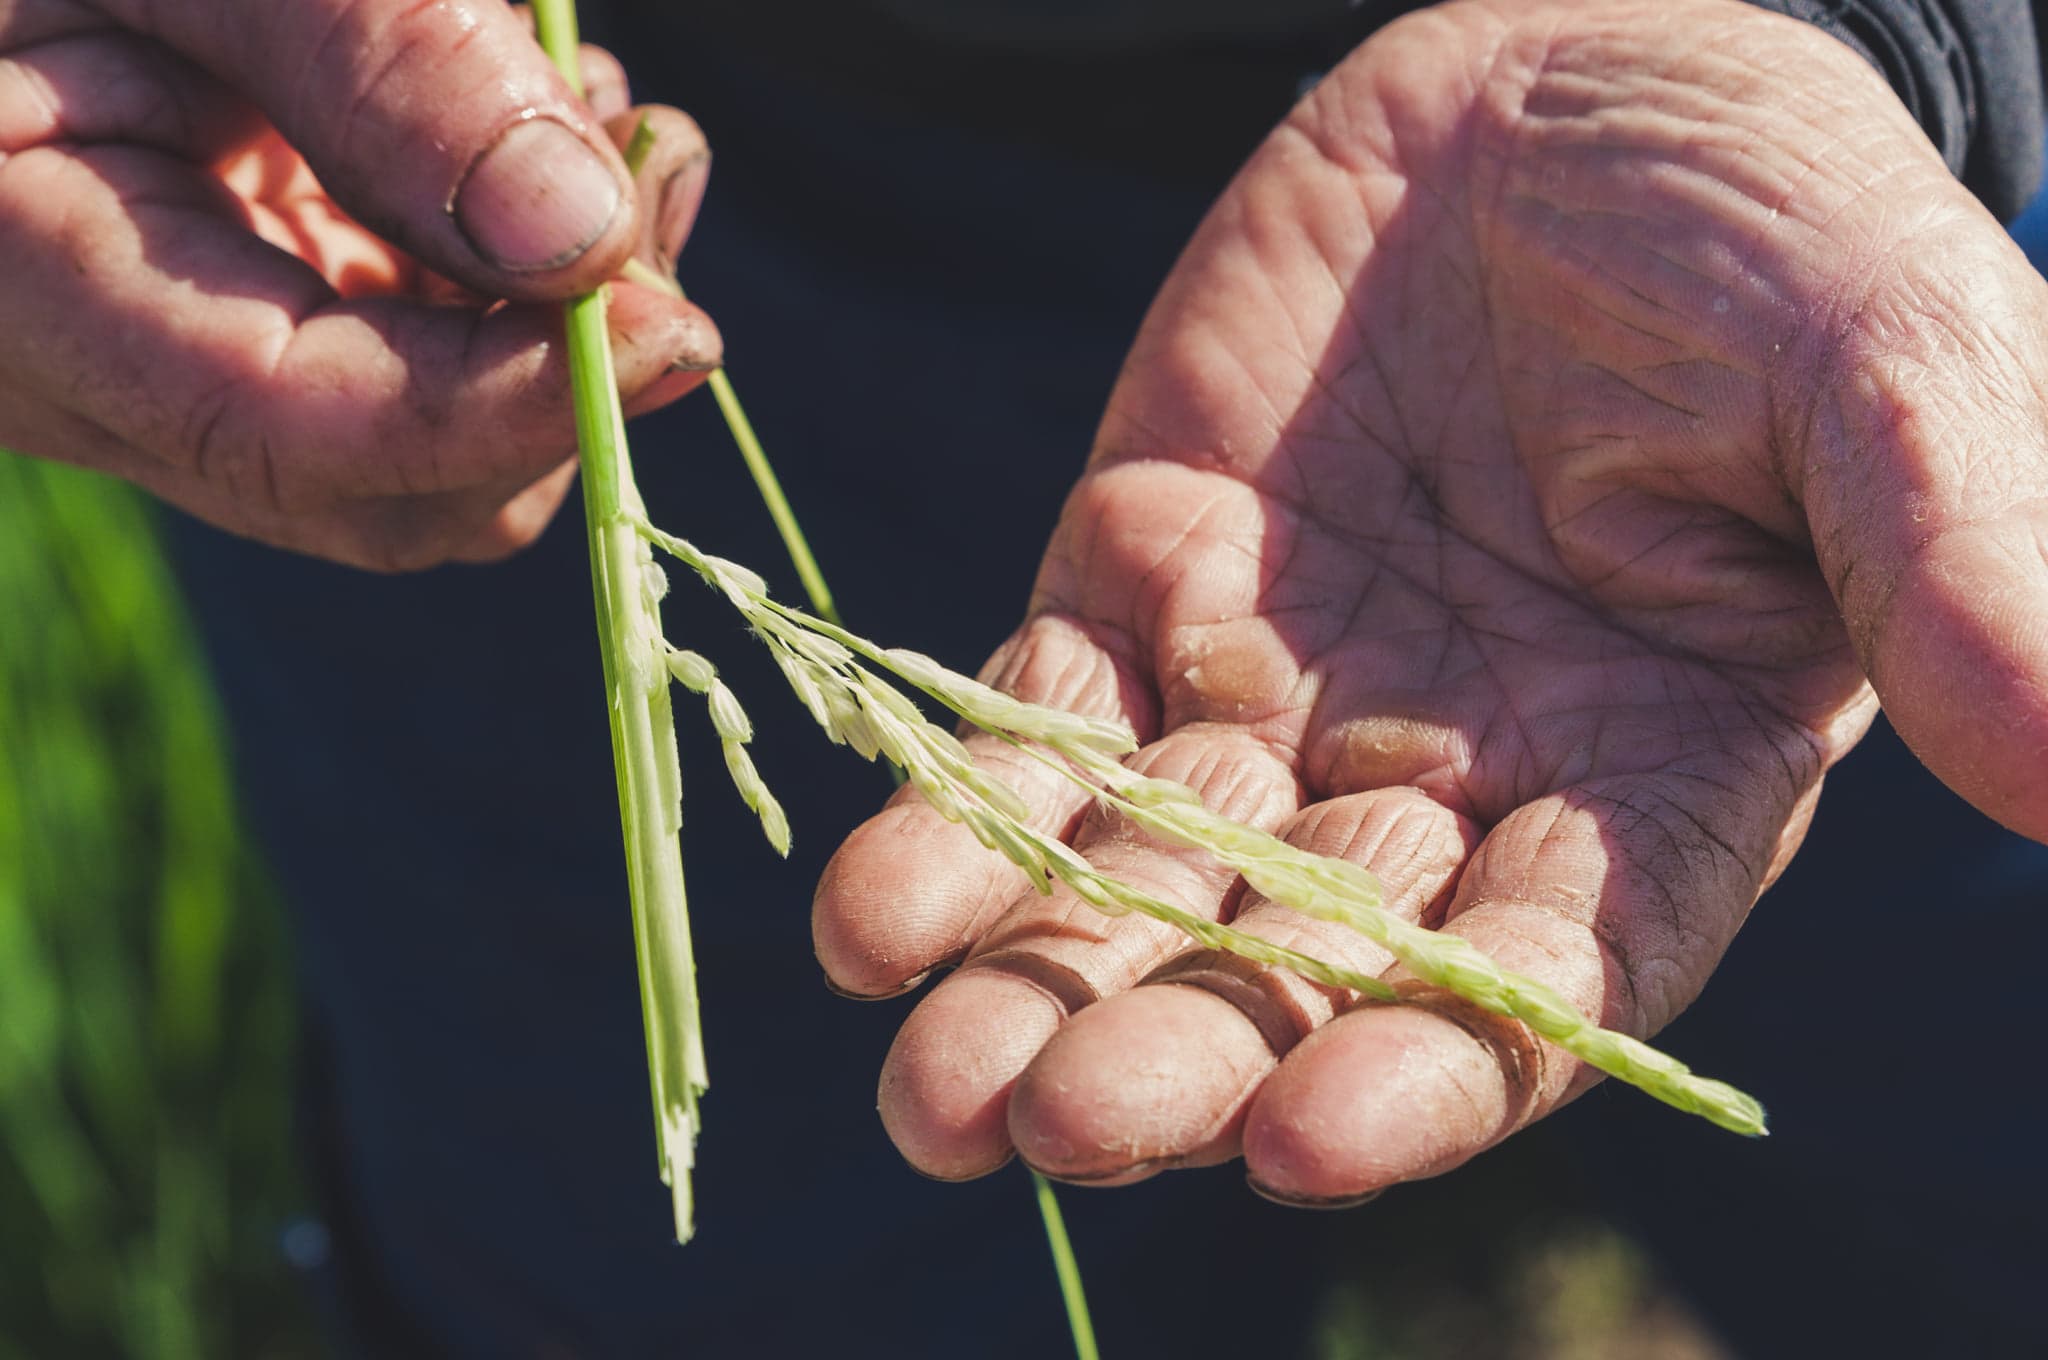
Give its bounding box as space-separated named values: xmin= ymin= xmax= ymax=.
xmin=901 ymin=1150 xmax=1013 ymax=1183
xmin=1246 ymin=1177 xmax=1385 ymax=1210
xmin=453 ymin=116 xmax=622 ymax=272
xmin=824 ymin=969 xmax=930 ymax=1000
xmin=655 ymin=152 xmax=710 ymax=264
xmin=1036 ymin=1159 xmax=1167 ymax=1185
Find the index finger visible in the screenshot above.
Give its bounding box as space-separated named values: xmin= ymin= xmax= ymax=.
xmin=0 ymin=142 xmax=716 ymax=537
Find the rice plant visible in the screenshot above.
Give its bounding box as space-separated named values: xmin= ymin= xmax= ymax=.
xmin=0 ymin=453 xmax=309 ymax=1359
xmin=530 ymin=4 xmax=1761 ymax=1291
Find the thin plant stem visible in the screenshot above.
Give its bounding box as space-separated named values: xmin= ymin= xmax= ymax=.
xmin=677 ymin=320 xmax=1097 ymax=1354
xmin=533 ymin=0 xmax=705 ymax=1243
xmin=631 ymin=237 xmax=1101 ymax=1349
xmin=1033 ymin=1171 xmax=1100 ymax=1360
xmin=702 ymin=368 xmax=840 ymax=624
xmin=622 ymin=115 xmax=659 ymax=177
xmin=619 ymin=258 xmax=841 ymax=625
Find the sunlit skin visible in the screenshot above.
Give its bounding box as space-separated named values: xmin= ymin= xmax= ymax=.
xmin=0 ymin=0 xmax=715 ymax=570
xmin=813 ymin=0 xmax=2048 ymax=1203
xmin=5 ymin=0 xmax=2046 ymax=1213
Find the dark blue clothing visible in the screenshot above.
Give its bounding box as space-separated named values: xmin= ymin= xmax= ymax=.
xmin=164 ymin=7 xmax=2048 ymax=1357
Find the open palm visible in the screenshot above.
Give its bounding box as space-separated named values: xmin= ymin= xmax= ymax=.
xmin=815 ymin=0 xmax=2048 ymax=1202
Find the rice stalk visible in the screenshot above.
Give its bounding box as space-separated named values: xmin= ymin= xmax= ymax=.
xmin=539 ymin=0 xmax=1761 ymax=1257
xmin=629 ymin=514 xmax=1765 ymax=1137
xmin=534 ymin=0 xmax=706 ymax=1243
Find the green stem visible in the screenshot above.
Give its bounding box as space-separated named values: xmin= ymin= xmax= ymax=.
xmin=678 ymin=344 xmax=1096 ymax=1353
xmin=538 ymin=24 xmax=1108 ymax=1339
xmin=618 ymin=258 xmax=841 ymax=626
xmin=534 ymin=0 xmax=705 ymax=1243
xmin=703 ymin=368 xmax=840 ymax=624
xmin=1034 ymin=1171 xmax=1100 ymax=1360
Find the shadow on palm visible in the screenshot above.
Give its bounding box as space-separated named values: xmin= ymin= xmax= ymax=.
xmin=1059 ymin=7 xmax=1880 ymax=1031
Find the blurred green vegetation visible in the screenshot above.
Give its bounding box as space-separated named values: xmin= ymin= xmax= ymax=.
xmin=0 ymin=452 xmax=313 ymax=1359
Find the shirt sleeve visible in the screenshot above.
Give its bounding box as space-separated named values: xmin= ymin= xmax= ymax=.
xmin=1747 ymin=0 xmax=2046 ymax=219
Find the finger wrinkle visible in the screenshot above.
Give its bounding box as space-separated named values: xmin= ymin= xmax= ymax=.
xmin=982 ymin=611 xmax=1157 ymax=740
xmin=1145 ymin=961 xmax=1314 ymax=1057
xmin=1290 ymin=790 xmax=1476 ymax=917
xmin=1212 ymin=901 xmax=1402 ymax=1026
xmin=965 ymin=847 xmax=1243 ymax=1003
xmin=958 ymin=950 xmax=1101 ymax=1020
xmin=181 ymin=378 xmax=244 ymax=499
xmin=1123 ymin=728 xmax=1301 ymax=828
xmin=1241 ymin=945 xmax=1398 ymax=1030
xmin=967 ymin=887 xmax=1114 ymax=958
xmin=954 ymin=847 xmax=1032 ymax=943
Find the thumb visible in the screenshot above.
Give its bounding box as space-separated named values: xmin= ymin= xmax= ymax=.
xmin=109 ymin=0 xmax=637 ymax=300
xmin=1795 ymin=213 xmax=2048 ymax=843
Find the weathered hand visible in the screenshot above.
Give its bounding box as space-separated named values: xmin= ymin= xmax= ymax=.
xmin=0 ymin=0 xmax=717 ymax=569
xmin=815 ymin=0 xmax=2048 ymax=1201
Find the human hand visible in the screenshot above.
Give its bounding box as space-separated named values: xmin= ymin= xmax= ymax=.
xmin=814 ymin=0 xmax=2048 ymax=1201
xmin=0 ymin=0 xmax=717 ymax=569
